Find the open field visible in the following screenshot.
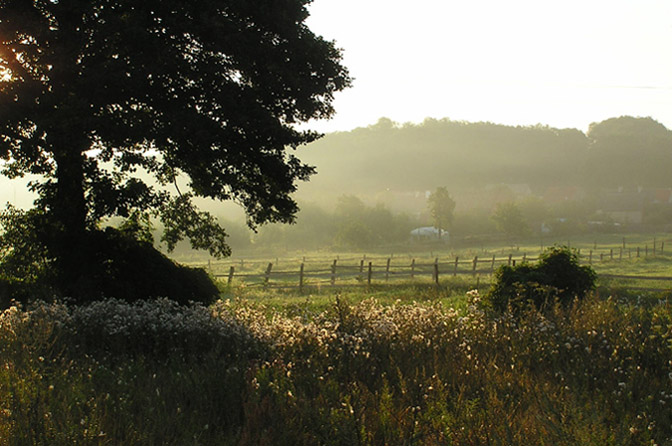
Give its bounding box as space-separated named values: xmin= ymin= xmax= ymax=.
xmin=180 ymin=233 xmax=672 ymax=310
xmin=2 ymin=293 xmax=671 ymax=445
xmin=2 ymin=234 xmax=672 ymax=445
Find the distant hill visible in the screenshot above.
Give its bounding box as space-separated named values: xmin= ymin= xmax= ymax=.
xmin=296 ymin=116 xmax=672 ymax=209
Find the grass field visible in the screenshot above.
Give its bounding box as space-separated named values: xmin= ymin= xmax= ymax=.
xmin=2 ymin=292 xmax=671 ymax=445
xmin=2 ymin=234 xmax=672 ymax=445
xmin=203 ymin=233 xmax=672 ymax=312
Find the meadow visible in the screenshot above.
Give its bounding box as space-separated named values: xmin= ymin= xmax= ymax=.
xmin=2 ymin=235 xmax=672 ymax=445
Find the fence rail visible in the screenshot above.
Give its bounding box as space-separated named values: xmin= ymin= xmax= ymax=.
xmin=207 ymin=243 xmax=672 ymax=293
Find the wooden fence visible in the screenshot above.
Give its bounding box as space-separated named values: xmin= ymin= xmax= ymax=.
xmin=208 ymin=245 xmax=672 ymax=292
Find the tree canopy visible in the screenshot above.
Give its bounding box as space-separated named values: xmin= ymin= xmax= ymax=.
xmin=0 ymin=0 xmax=350 ymax=299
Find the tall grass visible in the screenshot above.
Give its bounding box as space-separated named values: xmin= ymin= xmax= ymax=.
xmin=1 ymin=294 xmax=671 ymax=445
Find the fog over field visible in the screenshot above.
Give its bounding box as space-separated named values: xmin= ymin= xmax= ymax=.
xmin=2 ymin=0 xmax=670 ymax=255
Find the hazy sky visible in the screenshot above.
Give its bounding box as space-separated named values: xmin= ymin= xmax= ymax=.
xmin=303 ymin=0 xmax=672 ymax=133
xmin=2 ymin=1 xmax=671 ymax=208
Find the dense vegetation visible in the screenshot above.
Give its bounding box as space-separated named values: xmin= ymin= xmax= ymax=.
xmin=0 ymin=206 xmax=219 ymax=307
xmin=486 ymin=246 xmax=597 ymax=313
xmin=2 ymin=291 xmax=671 ymax=445
xmin=0 ymin=0 xmax=349 ymax=302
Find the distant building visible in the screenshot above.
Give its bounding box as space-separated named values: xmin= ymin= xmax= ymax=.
xmin=410 ymin=226 xmax=448 ymax=241
xmin=652 ymin=188 xmax=672 ymax=204
xmin=597 ymin=191 xmax=648 ymax=225
xmin=543 ymin=186 xmax=583 ymax=204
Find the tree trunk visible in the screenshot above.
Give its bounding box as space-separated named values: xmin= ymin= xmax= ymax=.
xmin=50 ymin=136 xmax=88 ymax=298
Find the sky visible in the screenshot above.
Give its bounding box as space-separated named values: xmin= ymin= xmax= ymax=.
xmin=2 ymin=1 xmax=672 ymax=208
xmin=302 ymin=0 xmax=672 ymax=133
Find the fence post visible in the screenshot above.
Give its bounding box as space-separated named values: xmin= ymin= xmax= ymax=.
xmin=589 ymin=250 xmax=592 ymax=265
xmin=472 ymin=256 xmax=478 ymax=276
xmin=454 ymin=256 xmax=459 ymax=276
xmin=264 ymin=263 xmax=273 ymax=288
xmin=331 ymin=259 xmax=337 ymax=286
xmin=433 ymin=257 xmax=439 ymax=282
xmin=367 ymin=262 xmax=372 ymax=287
xmin=610 ymin=248 xmax=613 ymax=260
xmin=508 ymin=254 xmax=512 ymax=266
xmin=434 ymin=261 xmax=440 ymax=286
xmin=491 ymin=255 xmax=496 ymax=273
xmin=360 ymin=259 xmax=364 ymax=274
xmin=385 ymin=258 xmax=391 ymax=282
xmin=410 ymin=259 xmax=416 ymax=279
xmin=637 ymin=246 xmax=640 ymax=258
xmin=600 ymin=253 xmax=604 ymax=262
xmin=227 ymin=266 xmax=235 ymax=286
xmin=623 ymin=237 xmax=626 ymax=250
xmin=299 ymin=263 xmax=305 ymax=293
xmin=522 ymin=253 xmax=527 ymax=263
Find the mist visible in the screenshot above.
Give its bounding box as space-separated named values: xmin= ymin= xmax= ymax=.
xmin=4 ymin=115 xmax=671 ymax=259
xmin=172 ymin=115 xmax=672 ymax=258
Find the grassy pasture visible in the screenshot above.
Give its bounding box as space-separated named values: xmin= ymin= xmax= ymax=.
xmin=202 ymin=233 xmax=672 ymax=311
xmin=2 ymin=233 xmax=672 ymax=445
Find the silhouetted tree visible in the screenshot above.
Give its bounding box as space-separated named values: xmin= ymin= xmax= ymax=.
xmin=0 ymin=1 xmax=350 ymax=299
xmin=427 ymin=187 xmax=455 ymax=239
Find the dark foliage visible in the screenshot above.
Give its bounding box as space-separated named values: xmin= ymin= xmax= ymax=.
xmin=69 ymin=227 xmax=220 ymax=306
xmin=0 ymin=206 xmax=219 ymax=307
xmin=0 ymin=206 xmax=56 ymax=306
xmin=0 ymin=1 xmax=349 ymax=302
xmin=486 ymin=246 xmax=597 ymax=313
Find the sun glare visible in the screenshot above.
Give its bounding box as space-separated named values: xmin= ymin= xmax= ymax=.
xmin=0 ymin=67 xmax=12 ymax=82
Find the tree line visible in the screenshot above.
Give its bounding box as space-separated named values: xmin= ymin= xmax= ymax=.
xmin=299 ymin=116 xmax=672 ymax=202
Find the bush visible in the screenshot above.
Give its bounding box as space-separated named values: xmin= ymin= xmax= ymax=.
xmin=486 ymin=246 xmax=596 ymax=313
xmin=68 ymin=227 xmax=220 ymax=306
xmin=0 ymin=206 xmax=220 ymax=307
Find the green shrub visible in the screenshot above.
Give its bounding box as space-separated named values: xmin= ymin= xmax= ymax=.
xmin=486 ymin=245 xmax=596 ymax=313
xmin=0 ymin=206 xmax=219 ymax=307
xmin=65 ymin=226 xmax=220 ymax=305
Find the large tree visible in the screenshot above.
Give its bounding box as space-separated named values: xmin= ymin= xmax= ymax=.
xmin=0 ymin=1 xmax=350 ymax=296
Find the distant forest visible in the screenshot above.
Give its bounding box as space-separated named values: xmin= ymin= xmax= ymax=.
xmin=298 ymin=115 xmax=672 ymax=200
xmin=173 ymin=116 xmax=672 ymax=254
